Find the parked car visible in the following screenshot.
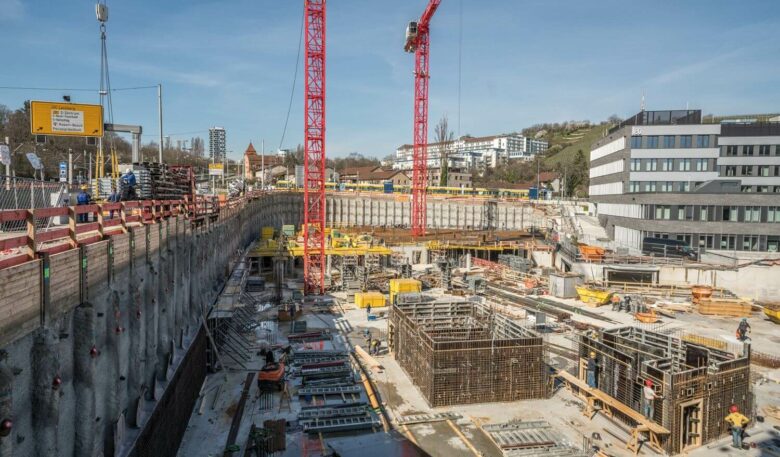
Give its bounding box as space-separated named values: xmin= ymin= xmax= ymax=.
xmin=642 ymin=237 xmax=698 ymax=260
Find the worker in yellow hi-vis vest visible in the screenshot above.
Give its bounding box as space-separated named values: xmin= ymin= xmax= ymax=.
xmin=725 ymin=404 xmax=750 ymax=449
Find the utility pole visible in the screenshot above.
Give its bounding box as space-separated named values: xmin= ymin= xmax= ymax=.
xmin=68 ymin=148 xmax=73 ymax=185
xmin=158 ymin=83 xmax=163 ymax=163
xmin=261 ymin=139 xmax=265 ymax=189
xmin=3 ymin=137 xmax=9 ymax=191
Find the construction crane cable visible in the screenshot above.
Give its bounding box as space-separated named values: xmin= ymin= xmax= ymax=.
xmin=457 ymin=0 xmax=463 ymax=138
xmin=278 ymin=3 xmax=305 ymax=151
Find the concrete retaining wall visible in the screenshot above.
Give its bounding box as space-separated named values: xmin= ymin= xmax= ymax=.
xmin=0 ymin=192 xmax=301 ymax=457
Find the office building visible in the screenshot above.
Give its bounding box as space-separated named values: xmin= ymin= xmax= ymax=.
xmin=589 ymin=109 xmax=780 ymax=253
xmin=209 ymin=127 xmax=227 ymax=162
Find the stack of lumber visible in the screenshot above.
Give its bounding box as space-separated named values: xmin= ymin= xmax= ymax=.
xmin=697 ymin=298 xmax=752 ymax=317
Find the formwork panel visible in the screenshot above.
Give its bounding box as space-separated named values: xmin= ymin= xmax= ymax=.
xmin=576 ymin=327 xmax=752 ymax=454
xmin=132 ymin=226 xmax=147 ymax=262
xmin=85 ymin=241 xmax=109 ymax=290
xmin=112 ymin=233 xmax=131 ymax=270
xmin=391 ymin=301 xmax=546 ymax=407
xmin=0 ymin=260 xmax=41 ymax=347
xmin=49 ymin=249 xmax=81 ymax=314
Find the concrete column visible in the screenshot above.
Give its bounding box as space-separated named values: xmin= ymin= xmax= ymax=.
xmin=73 ymin=304 xmax=96 ymax=456
xmin=32 ymin=329 xmax=59 ymax=456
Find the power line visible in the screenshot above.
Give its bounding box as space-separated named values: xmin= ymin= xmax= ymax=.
xmin=278 ymin=2 xmax=305 ymax=151
xmin=0 ymin=85 xmax=158 ymax=92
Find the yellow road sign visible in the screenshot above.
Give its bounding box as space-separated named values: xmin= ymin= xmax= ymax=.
xmin=30 ymin=101 xmax=104 ymax=137
xmin=208 ymin=163 xmax=224 ymax=176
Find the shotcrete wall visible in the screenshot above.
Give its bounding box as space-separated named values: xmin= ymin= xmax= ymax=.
xmin=0 ymin=192 xmax=301 ymax=457
xmin=326 ymin=194 xmax=536 ymax=230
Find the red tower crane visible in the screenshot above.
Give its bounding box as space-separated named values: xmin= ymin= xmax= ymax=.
xmin=304 ymin=0 xmax=326 ymax=295
xmin=405 ymin=0 xmax=442 ymax=237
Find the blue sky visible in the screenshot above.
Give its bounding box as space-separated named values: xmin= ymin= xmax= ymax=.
xmin=2 ymin=0 xmax=779 ymax=160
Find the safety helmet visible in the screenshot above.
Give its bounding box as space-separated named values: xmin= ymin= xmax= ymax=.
xmin=125 ymin=168 xmax=131 ymax=174
xmin=729 ymin=405 xmax=738 ymax=413
xmin=740 ymin=318 xmax=748 ymax=322
xmin=645 ymin=379 xmax=653 ymax=387
xmin=589 ymin=351 xmax=596 ymax=358
xmin=80 ymin=185 xmax=87 ymax=190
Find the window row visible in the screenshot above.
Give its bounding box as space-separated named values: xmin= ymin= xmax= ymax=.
xmin=723 ymin=144 xmax=780 ymax=156
xmin=629 ymin=158 xmax=712 ymax=172
xmin=647 ymin=205 xmax=780 ymax=223
xmin=722 ymin=165 xmax=780 ymax=177
xmin=630 ymin=134 xmax=712 ymax=149
xmin=646 ymin=232 xmax=780 ymax=252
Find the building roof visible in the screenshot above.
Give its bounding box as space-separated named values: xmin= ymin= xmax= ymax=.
xmin=363 ymin=169 xmax=408 ymax=180
xmin=244 ymin=142 xmax=257 ymax=155
xmin=340 ymin=165 xmax=381 ymax=177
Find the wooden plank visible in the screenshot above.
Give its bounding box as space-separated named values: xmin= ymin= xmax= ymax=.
xmin=0 ymin=209 xmax=28 ymax=222
xmin=36 ymin=227 xmax=70 ymax=243
xmin=0 ymin=235 xmax=29 ymax=251
xmin=38 ymin=243 xmax=72 ymax=256
xmin=49 ymin=250 xmax=81 ymax=315
xmin=34 ymin=207 xmax=68 ymax=218
xmin=132 ymin=227 xmax=147 ymax=260
xmin=76 ymin=222 xmax=100 ymax=234
xmin=0 ymin=259 xmax=41 ymax=347
xmin=86 ymin=241 xmax=109 ymax=289
xmin=112 ymin=234 xmax=130 ymax=270
xmin=557 ymin=371 xmax=669 ymax=435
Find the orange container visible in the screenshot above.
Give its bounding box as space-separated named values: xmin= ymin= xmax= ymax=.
xmin=691 ymin=285 xmax=713 ymax=304
xmin=578 ymin=244 xmax=605 ymax=261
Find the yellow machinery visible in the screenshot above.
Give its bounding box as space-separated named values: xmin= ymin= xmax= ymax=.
xmin=355 ymin=292 xmax=386 ymax=309
xmin=389 ymin=278 xmax=421 ymax=304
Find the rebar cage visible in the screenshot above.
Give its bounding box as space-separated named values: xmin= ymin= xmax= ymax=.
xmin=389 ymin=300 xmax=547 ymax=407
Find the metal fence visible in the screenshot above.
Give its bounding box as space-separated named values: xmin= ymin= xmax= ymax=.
xmin=0 ymin=177 xmax=73 ymax=230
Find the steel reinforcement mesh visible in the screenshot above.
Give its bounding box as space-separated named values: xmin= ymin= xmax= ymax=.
xmin=390 ymin=301 xmax=546 ymax=407
xmin=576 ymin=327 xmax=751 ymax=454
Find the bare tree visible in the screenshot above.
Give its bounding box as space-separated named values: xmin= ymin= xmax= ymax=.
xmin=434 ymin=115 xmax=454 ymax=186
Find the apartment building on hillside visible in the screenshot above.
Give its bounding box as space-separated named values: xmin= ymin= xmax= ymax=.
xmin=393 ymin=133 xmax=547 ymax=171
xmin=589 ymin=109 xmax=780 ymax=253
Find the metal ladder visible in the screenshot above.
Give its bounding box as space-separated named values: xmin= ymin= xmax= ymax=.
xmin=297 ymin=385 xmax=362 ymax=396
xmin=300 ymin=413 xmax=379 ymax=433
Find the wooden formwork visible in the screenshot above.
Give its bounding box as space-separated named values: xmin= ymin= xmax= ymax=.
xmin=390 ymin=300 xmax=546 ymax=407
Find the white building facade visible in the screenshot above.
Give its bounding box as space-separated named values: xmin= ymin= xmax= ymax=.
xmin=392 ymin=134 xmax=548 ymax=171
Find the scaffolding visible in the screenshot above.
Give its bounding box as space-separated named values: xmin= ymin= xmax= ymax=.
xmin=574 ymin=326 xmax=752 ymax=454
xmin=389 ymin=299 xmax=546 ymax=407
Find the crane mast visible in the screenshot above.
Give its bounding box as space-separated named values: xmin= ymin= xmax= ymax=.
xmin=304 ymin=0 xmax=327 ymax=295
xmin=405 ymin=0 xmax=441 ymax=237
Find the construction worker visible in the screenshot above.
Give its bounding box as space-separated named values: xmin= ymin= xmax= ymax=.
xmin=366 ymin=303 xmax=372 ymax=320
xmin=725 ymin=404 xmax=750 ymax=449
xmin=642 ymin=379 xmax=660 ymax=420
xmin=76 ymin=185 xmax=91 ymax=223
xmin=736 ymin=318 xmax=751 ymax=342
xmin=370 ymin=338 xmax=379 ymax=356
xmin=586 ymin=351 xmax=598 ymax=389
xmin=120 ymin=168 xmax=137 ymax=200
xmin=610 ymin=294 xmax=621 ymax=311
xmin=107 ymin=188 xmax=119 ymax=219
